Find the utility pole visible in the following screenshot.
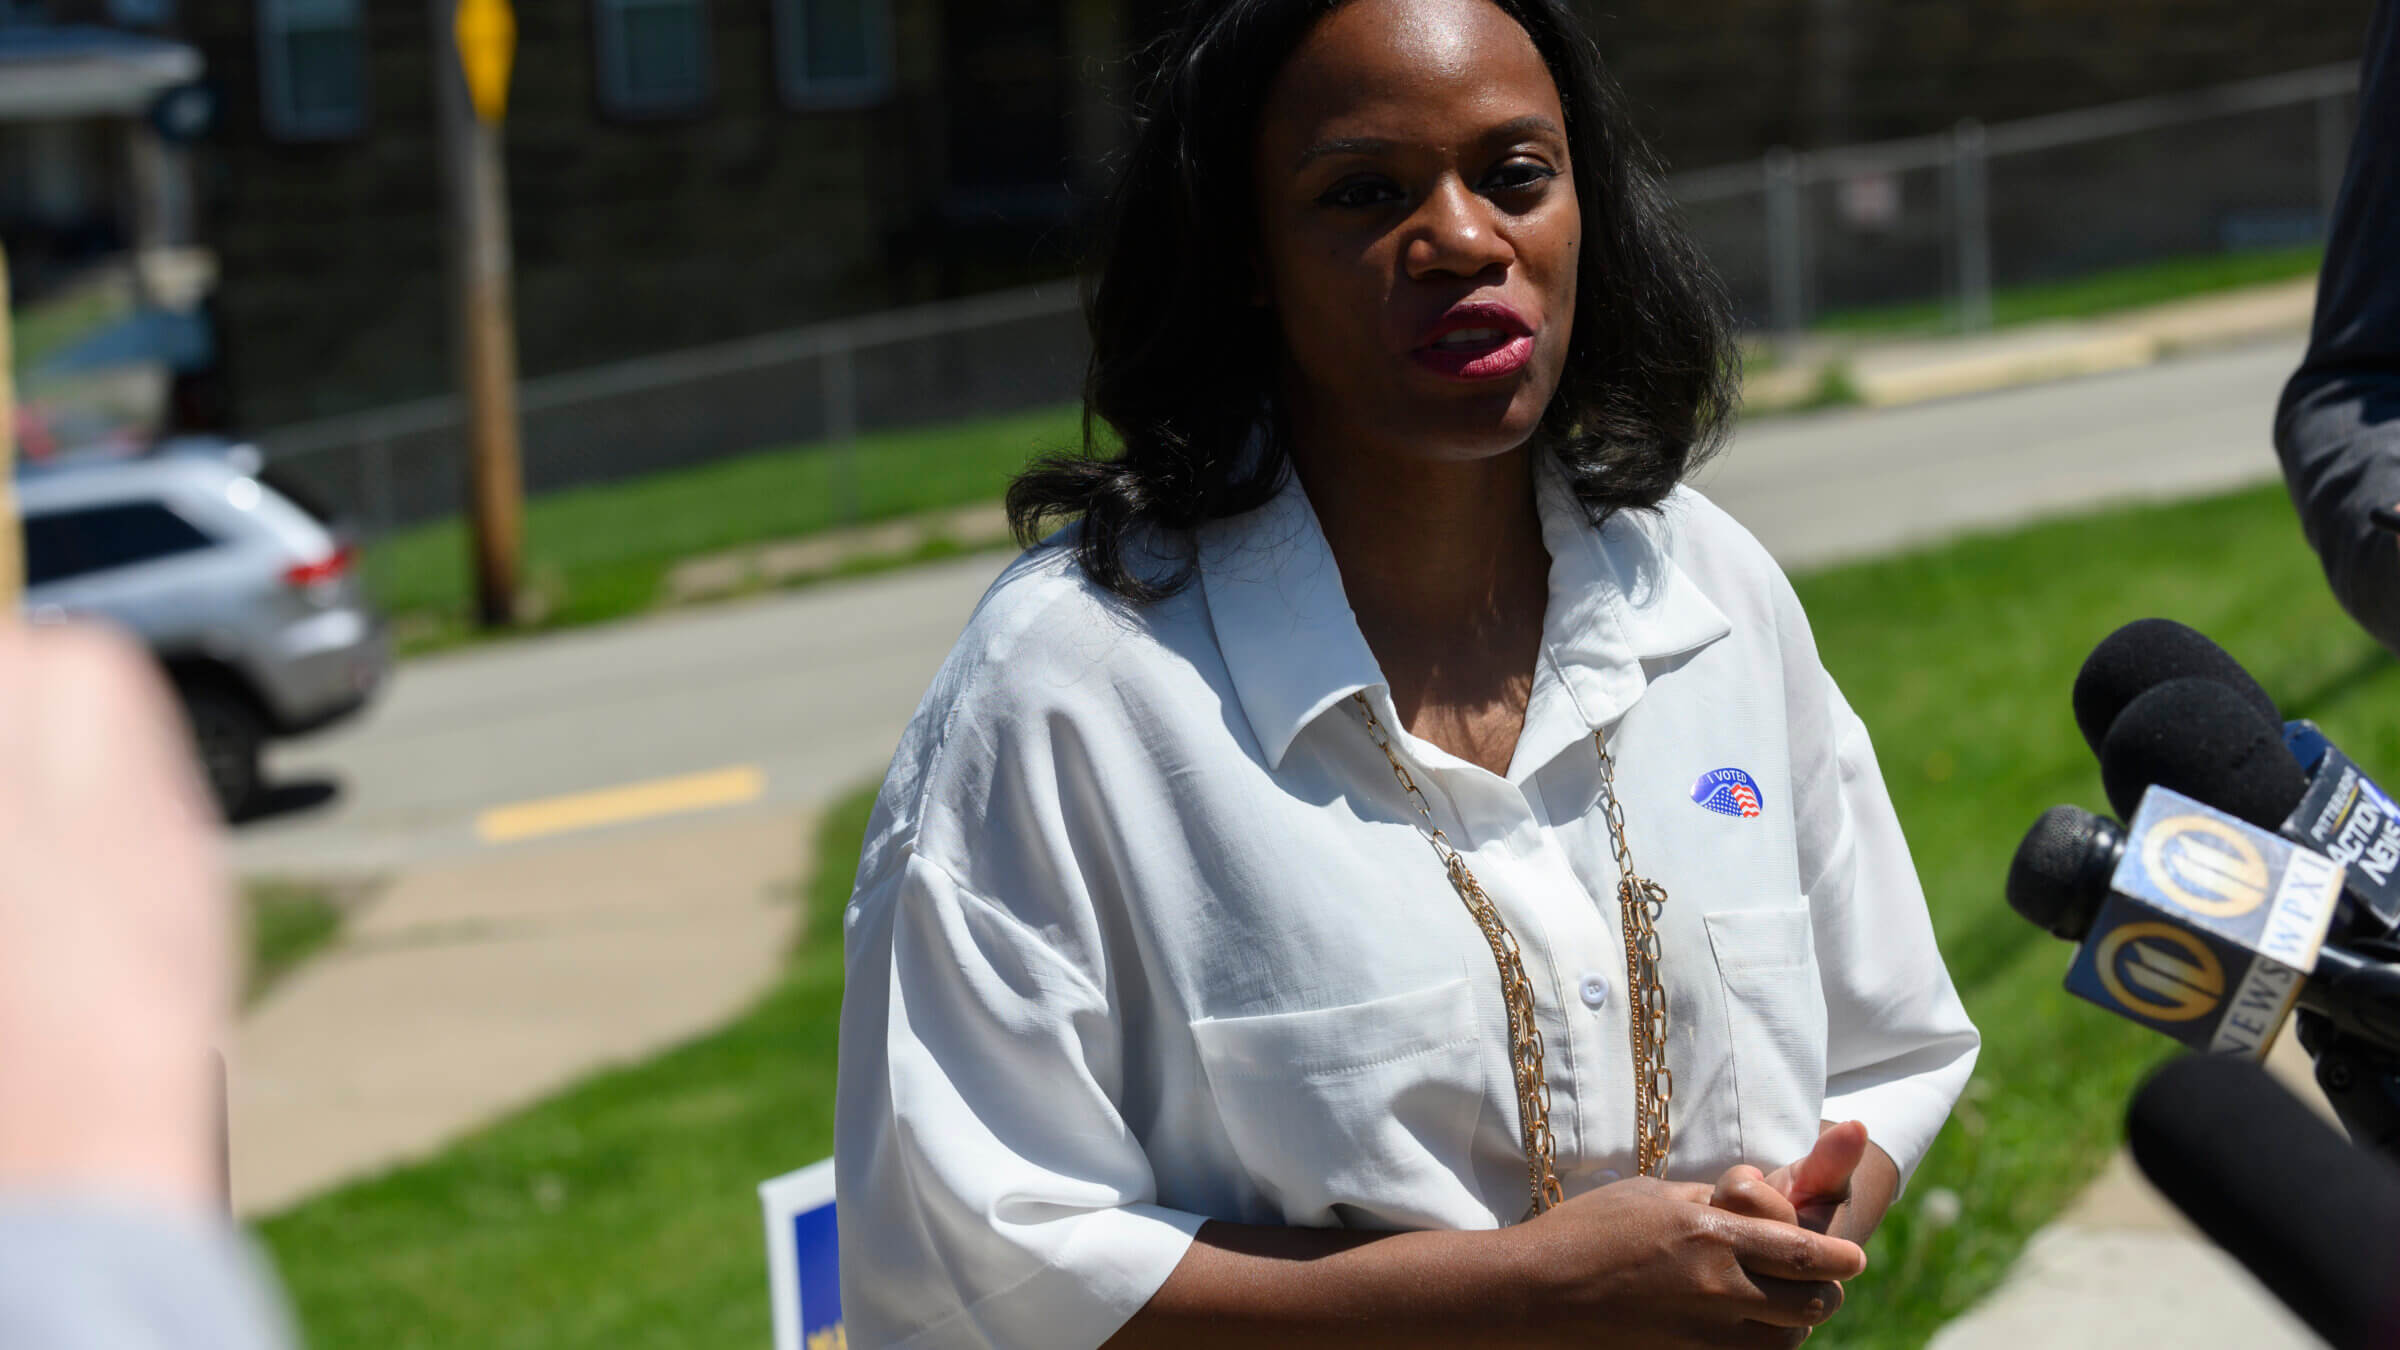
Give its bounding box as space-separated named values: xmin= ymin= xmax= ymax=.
xmin=0 ymin=243 xmax=20 ymax=610
xmin=432 ymin=0 xmax=524 ymax=627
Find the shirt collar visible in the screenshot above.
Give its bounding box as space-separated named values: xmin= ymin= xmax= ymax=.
xmin=1197 ymin=469 xmax=1385 ymax=771
xmin=1199 ymin=453 xmax=1732 ymax=775
xmin=1516 ymin=455 xmax=1732 ymax=777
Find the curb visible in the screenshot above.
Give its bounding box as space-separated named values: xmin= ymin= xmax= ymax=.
xmin=1742 ymin=278 xmax=2316 ymax=417
xmin=662 ymin=502 xmax=1015 ymax=608
xmin=1851 ymin=327 xmax=2160 ymax=408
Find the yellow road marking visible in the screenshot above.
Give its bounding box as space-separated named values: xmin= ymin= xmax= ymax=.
xmin=476 ymin=765 xmax=766 ymax=843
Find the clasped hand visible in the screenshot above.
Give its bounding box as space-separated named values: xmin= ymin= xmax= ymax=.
xmin=1511 ymin=1122 xmax=1879 ymax=1349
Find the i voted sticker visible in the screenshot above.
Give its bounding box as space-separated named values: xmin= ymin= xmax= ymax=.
xmin=1692 ymin=767 xmax=1763 ymax=819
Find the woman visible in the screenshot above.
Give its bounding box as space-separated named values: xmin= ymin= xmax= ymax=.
xmin=835 ymin=0 xmax=1979 ymax=1345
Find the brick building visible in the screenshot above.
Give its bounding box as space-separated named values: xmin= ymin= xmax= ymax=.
xmin=160 ymin=0 xmax=1165 ymax=426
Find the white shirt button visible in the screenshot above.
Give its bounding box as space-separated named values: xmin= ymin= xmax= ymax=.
xmin=1580 ymin=972 xmax=1610 ymax=1009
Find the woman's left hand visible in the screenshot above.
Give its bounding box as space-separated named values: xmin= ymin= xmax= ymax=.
xmin=1758 ymin=1121 xmax=1900 ymax=1246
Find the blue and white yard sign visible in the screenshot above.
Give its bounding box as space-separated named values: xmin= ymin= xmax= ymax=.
xmin=760 ymin=1158 xmax=843 ymax=1350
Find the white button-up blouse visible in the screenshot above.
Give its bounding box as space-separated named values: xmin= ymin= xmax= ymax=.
xmin=835 ymin=459 xmax=1981 ymax=1350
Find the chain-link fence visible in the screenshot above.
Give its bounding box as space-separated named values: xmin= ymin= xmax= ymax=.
xmin=260 ymin=283 xmax=1086 ymax=536
xmin=1681 ymin=63 xmax=2356 ymax=332
xmin=261 ymin=61 xmax=2359 ymax=535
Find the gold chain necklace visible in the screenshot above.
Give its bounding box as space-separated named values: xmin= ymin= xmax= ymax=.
xmin=1351 ymin=692 xmax=1674 ymax=1218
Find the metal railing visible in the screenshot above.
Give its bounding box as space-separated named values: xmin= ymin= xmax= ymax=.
xmin=261 ymin=282 xmax=1085 ymax=536
xmin=1675 ymin=62 xmax=2357 ymax=334
xmin=262 ymin=60 xmax=2360 ymax=535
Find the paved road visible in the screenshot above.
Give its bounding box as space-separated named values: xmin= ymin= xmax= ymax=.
xmin=232 ymin=337 xmax=2303 ymax=877
xmin=1691 ymin=335 xmax=2297 ymax=565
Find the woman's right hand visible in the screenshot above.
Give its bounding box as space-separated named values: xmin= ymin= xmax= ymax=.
xmin=1503 ymin=1175 xmax=1866 ymax=1348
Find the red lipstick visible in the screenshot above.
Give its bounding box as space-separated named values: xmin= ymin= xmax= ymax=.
xmin=1409 ymin=301 xmax=1536 ymax=381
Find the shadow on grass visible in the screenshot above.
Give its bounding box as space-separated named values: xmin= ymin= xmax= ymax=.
xmin=2282 ymin=643 xmax=2398 ymax=725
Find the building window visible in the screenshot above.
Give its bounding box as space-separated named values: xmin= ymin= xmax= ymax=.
xmin=109 ymin=0 xmax=177 ymax=26
xmin=773 ymin=0 xmax=891 ymax=108
xmin=594 ymin=0 xmax=714 ymax=118
xmin=258 ymin=0 xmax=367 ymax=141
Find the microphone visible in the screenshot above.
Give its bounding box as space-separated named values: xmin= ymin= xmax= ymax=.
xmin=2006 ymin=790 xmax=2349 ymax=1058
xmin=2076 ymin=619 xmax=2400 ymax=934
xmin=2128 ymin=1054 xmax=2400 ymax=1350
xmin=2097 ymin=676 xmax=2304 ymax=828
xmin=2073 ymin=617 xmax=2281 ymax=757
xmin=2098 ymin=676 xmax=2400 ymax=937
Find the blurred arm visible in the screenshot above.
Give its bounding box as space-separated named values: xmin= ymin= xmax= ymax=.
xmin=2276 ymin=0 xmax=2400 ymax=652
xmin=0 ymin=625 xmax=295 ymax=1348
xmin=0 ymin=1200 xmax=296 ymax=1350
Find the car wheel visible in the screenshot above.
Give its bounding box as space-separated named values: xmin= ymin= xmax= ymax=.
xmin=181 ymin=682 xmax=265 ymax=820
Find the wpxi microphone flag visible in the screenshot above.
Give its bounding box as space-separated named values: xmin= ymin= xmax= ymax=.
xmin=2066 ymin=787 xmax=2345 ymax=1059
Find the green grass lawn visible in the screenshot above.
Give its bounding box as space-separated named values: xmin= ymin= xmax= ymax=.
xmin=365 ymin=404 xmax=1090 ymax=652
xmin=7 ymin=275 xmax=133 ymax=375
xmin=244 ymin=881 xmax=348 ymax=1008
xmin=259 ymin=476 xmax=2398 ymax=1347
xmin=1812 ymin=243 xmax=2323 ymax=339
xmin=1791 ymin=479 xmax=2391 ymax=1346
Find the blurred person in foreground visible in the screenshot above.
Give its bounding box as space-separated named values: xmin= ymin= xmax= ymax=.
xmin=835 ymin=1 xmax=1978 ymax=1346
xmin=0 ymin=624 xmax=293 ymax=1349
xmin=2279 ymin=0 xmax=2400 ymax=650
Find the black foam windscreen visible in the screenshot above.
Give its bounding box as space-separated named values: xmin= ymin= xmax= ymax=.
xmin=2097 ymin=676 xmax=2309 ymax=828
xmin=2128 ymin=1055 xmax=2400 ymax=1350
xmin=2005 ymin=805 xmax=2119 ymax=942
xmin=2073 ymin=618 xmax=2282 ymax=756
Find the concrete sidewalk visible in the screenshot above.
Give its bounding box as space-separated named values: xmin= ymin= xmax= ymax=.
xmin=227 ymin=803 xmax=809 ymax=1216
xmin=1744 ymin=277 xmax=2315 ymax=413
xmin=1929 ymin=1031 xmax=2334 ymax=1349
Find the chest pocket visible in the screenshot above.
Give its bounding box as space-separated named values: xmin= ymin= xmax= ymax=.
xmin=1188 ymin=977 xmax=1487 ymax=1230
xmin=1704 ymin=905 xmax=1828 ymax=1168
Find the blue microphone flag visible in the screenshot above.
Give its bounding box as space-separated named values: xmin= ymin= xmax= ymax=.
xmin=2281 ymin=720 xmax=2400 ymax=932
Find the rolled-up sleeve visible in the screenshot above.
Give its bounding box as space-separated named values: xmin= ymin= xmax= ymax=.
xmin=1766 ymin=555 xmax=1980 ymax=1188
xmin=1801 ymin=693 xmax=1981 ymax=1187
xmin=836 ymin=851 xmax=1203 ymax=1350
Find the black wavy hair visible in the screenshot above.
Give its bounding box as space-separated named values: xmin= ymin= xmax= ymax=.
xmin=1007 ymin=0 xmax=1740 ymax=602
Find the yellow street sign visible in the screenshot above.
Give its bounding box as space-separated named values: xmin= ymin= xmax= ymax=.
xmin=454 ymin=0 xmax=515 ymax=124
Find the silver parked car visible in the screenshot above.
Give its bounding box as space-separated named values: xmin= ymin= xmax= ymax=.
xmin=19 ymin=439 xmax=389 ymax=817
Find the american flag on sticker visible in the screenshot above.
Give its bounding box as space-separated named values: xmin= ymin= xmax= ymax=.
xmin=1691 ymin=767 xmax=1764 ymax=819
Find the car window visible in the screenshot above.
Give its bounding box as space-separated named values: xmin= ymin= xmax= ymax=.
xmin=25 ymin=501 xmax=218 ymax=587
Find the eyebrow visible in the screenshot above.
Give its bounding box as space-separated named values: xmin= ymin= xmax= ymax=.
xmin=1293 ymin=115 xmax=1568 ymax=170
xmin=1294 ymin=136 xmax=1396 ymax=168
